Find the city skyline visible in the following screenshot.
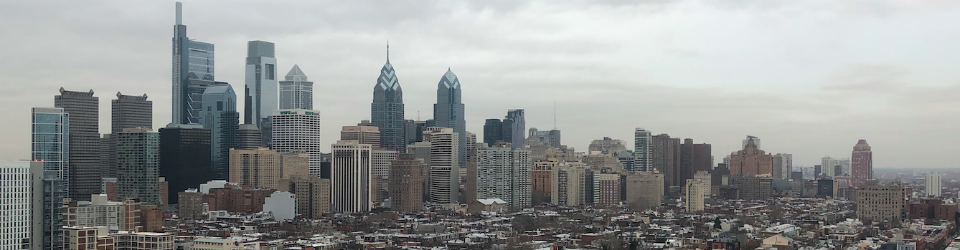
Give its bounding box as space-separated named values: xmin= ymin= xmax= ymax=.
xmin=4 ymin=1 xmax=960 ymax=168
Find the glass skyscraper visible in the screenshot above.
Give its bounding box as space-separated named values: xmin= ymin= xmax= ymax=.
xmin=280 ymin=65 xmax=313 ymax=110
xmin=505 ymin=109 xmax=525 ymax=149
xmin=172 ymin=2 xmax=215 ymax=124
xmin=117 ymin=128 xmax=161 ymax=205
xmin=244 ymin=40 xmax=278 ymax=127
xmin=200 ymin=85 xmax=238 ymax=180
xmin=433 ymin=68 xmax=466 ymax=166
xmin=372 ymin=47 xmax=405 ymax=151
xmin=31 ymin=107 xmax=68 ymax=249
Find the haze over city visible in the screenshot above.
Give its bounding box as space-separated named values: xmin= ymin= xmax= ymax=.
xmin=3 ymin=0 xmax=960 ymax=168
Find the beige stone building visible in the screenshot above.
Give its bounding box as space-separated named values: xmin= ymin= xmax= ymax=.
xmin=229 ymin=148 xmax=282 ymax=190
xmin=729 ymin=138 xmax=773 ymax=177
xmin=625 ymin=171 xmax=664 ymax=210
xmin=281 ymin=151 xmax=310 ymax=179
xmin=685 ymin=179 xmax=705 ymax=213
xmin=857 ymin=180 xmax=904 ymax=223
xmin=281 ymin=176 xmax=331 ymax=219
xmin=390 ymin=154 xmax=424 ymax=213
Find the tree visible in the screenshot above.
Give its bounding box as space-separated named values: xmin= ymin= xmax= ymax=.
xmin=714 ymin=217 xmax=723 ymax=230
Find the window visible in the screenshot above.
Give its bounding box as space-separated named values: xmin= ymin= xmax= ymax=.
xmin=266 ymin=64 xmax=276 ymax=80
xmin=217 ymin=101 xmax=223 ymax=111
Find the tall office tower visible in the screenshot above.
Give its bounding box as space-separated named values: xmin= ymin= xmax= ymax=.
xmin=172 ymin=2 xmax=215 ymax=124
xmin=729 ymin=138 xmax=773 ymax=177
xmin=341 ymin=126 xmax=380 ymax=145
xmin=692 ymin=143 xmax=712 ymax=173
xmin=429 ymin=129 xmax=460 ymax=205
xmin=100 ymin=134 xmax=117 ymax=179
xmin=464 ymin=132 xmax=477 ymax=165
xmin=814 ymin=165 xmax=822 ymax=178
xmin=839 ymin=158 xmax=851 ymax=176
xmin=742 ymin=135 xmax=760 ymax=149
xmin=244 ymin=41 xmax=278 ymax=127
xmin=200 ymin=85 xmax=238 ymax=180
xmin=505 ymin=109 xmax=525 ymax=149
xmin=595 ymin=174 xmax=621 ymax=206
xmin=111 ymin=92 xmax=152 ymax=133
xmin=532 ymin=160 xmax=557 ymax=206
xmin=821 ymin=156 xmax=838 ymax=178
xmin=433 ymin=68 xmax=466 ymax=166
xmin=588 ymin=137 xmax=628 ymax=155
xmin=271 ymin=109 xmax=322 ymax=177
xmin=685 ymin=179 xmax=705 ymax=213
xmin=330 ymin=141 xmax=373 ymax=213
xmin=501 ymin=119 xmax=514 ymax=147
xmin=117 ymin=128 xmax=161 ymax=205
xmin=390 ymin=154 xmax=424 ymax=213
xmin=781 ymin=153 xmax=793 ymax=180
xmin=237 ymin=124 xmax=262 ymax=150
xmin=260 ymin=117 xmax=273 ymax=147
xmin=483 ymin=119 xmax=503 ymax=146
xmin=552 ymin=163 xmax=587 ymax=207
xmin=371 ymin=47 xmax=405 ymax=151
xmin=407 ymin=141 xmax=432 ymax=201
xmin=30 ymin=108 xmax=68 ymax=249
xmin=772 ymin=154 xmax=784 ymax=179
xmin=851 ymin=140 xmax=872 ymax=187
xmin=624 ymin=171 xmax=664 ymax=210
xmin=0 ymin=162 xmax=32 ymax=249
xmin=856 ymin=180 xmax=904 ymax=223
xmin=229 ymin=148 xmax=282 ymax=190
xmin=371 ymin=149 xmax=398 ymax=203
xmin=925 ymin=172 xmax=942 ymax=197
xmin=476 ymin=142 xmax=531 ymax=210
xmin=546 ymin=129 xmax=561 ymax=148
xmin=282 ymin=176 xmax=330 ymax=219
xmin=633 ymin=128 xmax=652 ymax=172
xmin=55 ymin=88 xmax=100 ymax=201
xmin=651 ymin=134 xmax=679 ymax=190
xmin=158 ymin=124 xmax=211 ymax=204
xmin=279 ymin=65 xmax=313 ymax=110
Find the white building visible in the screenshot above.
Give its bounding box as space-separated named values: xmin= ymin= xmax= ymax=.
xmin=62 ymin=194 xmax=138 ymax=231
xmin=244 ymin=40 xmax=278 ymax=127
xmin=0 ymin=162 xmax=32 ymax=249
xmin=694 ymin=171 xmax=712 ymax=197
xmin=263 ymin=191 xmax=296 ymax=221
xmin=371 ymin=149 xmax=398 ymax=203
xmin=925 ymin=172 xmax=942 ymax=197
xmin=822 ymin=156 xmax=838 ymax=178
xmin=429 ymin=128 xmax=460 ymax=205
xmin=331 ymin=140 xmax=372 ymax=213
xmin=552 ymin=163 xmax=587 ymax=207
xmin=633 ymin=128 xmax=652 ymax=172
xmin=686 ymin=179 xmax=705 ymax=213
xmin=279 ymin=64 xmax=313 ymax=110
xmin=476 ymin=142 xmax=531 ymax=210
xmin=271 ymin=109 xmax=322 ymax=177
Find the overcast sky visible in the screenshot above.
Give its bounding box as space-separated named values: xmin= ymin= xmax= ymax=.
xmin=2 ymin=0 xmax=959 ymax=168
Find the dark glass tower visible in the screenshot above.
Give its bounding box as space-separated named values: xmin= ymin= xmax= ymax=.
xmin=433 ymin=68 xmax=466 ymax=166
xmin=54 ymin=88 xmax=100 ymax=201
xmin=482 ymin=119 xmax=502 ymax=146
xmin=112 ymin=92 xmax=152 ymax=133
xmin=159 ymin=125 xmax=211 ymax=204
xmin=372 ymin=45 xmax=405 ymax=150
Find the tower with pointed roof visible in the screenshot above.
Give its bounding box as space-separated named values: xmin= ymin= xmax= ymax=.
xmin=280 ymin=64 xmax=313 ymax=110
xmin=434 ymin=67 xmax=466 ymax=166
xmin=851 ymin=139 xmax=872 ymax=187
xmin=371 ymin=44 xmax=405 ymax=150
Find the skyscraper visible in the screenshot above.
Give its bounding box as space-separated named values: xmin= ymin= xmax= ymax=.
xmin=742 ymin=135 xmax=760 ymax=149
xmin=429 ymin=128 xmax=460 ymax=205
xmin=237 ymin=124 xmax=262 ymax=150
xmin=476 ymin=142 xmax=531 ymax=210
xmin=112 ymin=92 xmax=152 ymax=133
xmin=433 ymin=68 xmax=466 ymax=166
xmin=651 ymin=134 xmax=679 ymax=190
xmin=850 ymin=141 xmax=872 ymax=188
xmin=200 ymin=84 xmax=238 ymax=180
xmin=552 ymin=163 xmax=587 ymax=207
xmin=390 ymin=154 xmax=424 ymax=213
xmin=172 ymin=2 xmax=215 ymax=125
xmin=330 ymin=141 xmax=372 ymax=213
xmin=482 ymin=119 xmax=506 ymax=147
xmin=244 ymin=41 xmax=278 ymax=127
xmin=505 ymin=109 xmax=525 ymax=149
xmin=279 ymin=65 xmax=313 ymax=110
xmin=633 ymin=128 xmax=652 ymax=172
xmin=229 ymin=148 xmax=282 ymax=190
xmin=729 ymin=138 xmax=773 ymax=177
xmin=370 ymin=149 xmax=398 ymax=203
xmin=821 ymin=156 xmax=838 ymax=178
xmin=624 ymin=171 xmax=664 ymax=210
xmin=925 ymin=172 xmax=942 ymax=197
xmin=117 ymin=128 xmax=161 ymax=205
xmin=340 ymin=126 xmax=380 ymax=145
xmin=0 ymin=162 xmax=32 ymax=249
xmin=685 ymin=179 xmax=705 ymax=213
xmin=856 ymin=180 xmax=904 ymax=223
xmin=159 ymin=124 xmax=211 ymax=204
xmin=30 ymin=107 xmax=68 ymax=249
xmin=271 ymin=109 xmax=322 ymax=177
xmin=55 ymin=88 xmax=100 ymax=201
xmin=371 ymin=46 xmax=406 ymax=151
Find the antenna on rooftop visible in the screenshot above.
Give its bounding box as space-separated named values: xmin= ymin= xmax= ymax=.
xmin=553 ymin=101 xmax=557 ymax=130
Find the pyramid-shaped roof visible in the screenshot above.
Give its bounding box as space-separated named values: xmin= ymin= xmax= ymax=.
xmin=285 ymin=64 xmax=308 ymax=81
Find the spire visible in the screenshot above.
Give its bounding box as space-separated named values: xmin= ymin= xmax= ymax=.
xmin=176 ymin=2 xmax=182 ymax=25
xmin=386 ymin=40 xmax=390 ymax=63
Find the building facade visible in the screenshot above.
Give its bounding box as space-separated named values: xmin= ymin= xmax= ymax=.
xmin=341 ymin=126 xmax=380 ymax=145
xmin=433 ymin=68 xmax=466 ymax=167
xmin=237 ymin=124 xmax=262 ymax=150
xmin=371 ymin=49 xmax=405 ymax=151
xmin=505 ymin=109 xmax=525 ymax=149
xmin=633 ymin=128 xmax=652 ymax=172
xmin=229 ymin=148 xmax=282 ymax=190
xmin=331 ymin=141 xmax=373 ymax=213
xmin=552 ymin=163 xmax=587 ymax=207
xmin=476 ymin=142 xmax=531 ymax=210
xmin=55 ymin=88 xmax=100 ymax=201
xmin=429 ymin=128 xmax=460 ymax=205
xmin=595 ymin=174 xmax=621 ymax=206
xmin=625 ymin=172 xmax=664 ymax=211
xmin=200 ymin=84 xmax=238 ymax=180
xmin=531 ymin=160 xmax=557 ymax=206
xmin=243 ymin=40 xmax=278 ymax=127
xmin=729 ymin=138 xmax=772 ymax=177
xmin=111 ymin=92 xmax=152 ymax=133
xmin=279 ymin=64 xmax=313 ymax=110
xmin=857 ymin=180 xmax=904 ymax=223
xmin=282 ymin=176 xmax=330 ymax=219
xmin=0 ymin=162 xmax=32 ymax=249
xmin=926 ymin=172 xmax=942 ymax=197
xmin=686 ymin=179 xmax=705 ymax=213
xmin=851 ymin=140 xmax=872 ymax=187
xmin=116 ymin=128 xmax=161 ymax=205
xmin=271 ymin=109 xmax=323 ymax=177
xmin=371 ymin=149 xmax=398 ymax=203
xmin=172 ymin=2 xmax=215 ymax=124
xmin=390 ymin=154 xmax=424 ymax=213
xmin=159 ymin=124 xmax=211 ymax=204
xmin=651 ymin=134 xmax=679 ymax=191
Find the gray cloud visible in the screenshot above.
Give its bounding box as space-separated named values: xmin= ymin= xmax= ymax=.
xmin=1 ymin=0 xmax=959 ymax=168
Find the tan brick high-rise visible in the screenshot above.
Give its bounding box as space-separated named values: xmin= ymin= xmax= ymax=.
xmin=532 ymin=159 xmax=558 ymax=206
xmin=229 ymin=148 xmax=282 ymax=190
xmin=282 ymin=176 xmax=330 ymax=219
xmin=857 ymin=180 xmax=904 ymax=223
xmin=390 ymin=154 xmax=424 ymax=213
xmin=729 ymin=138 xmax=773 ymax=177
